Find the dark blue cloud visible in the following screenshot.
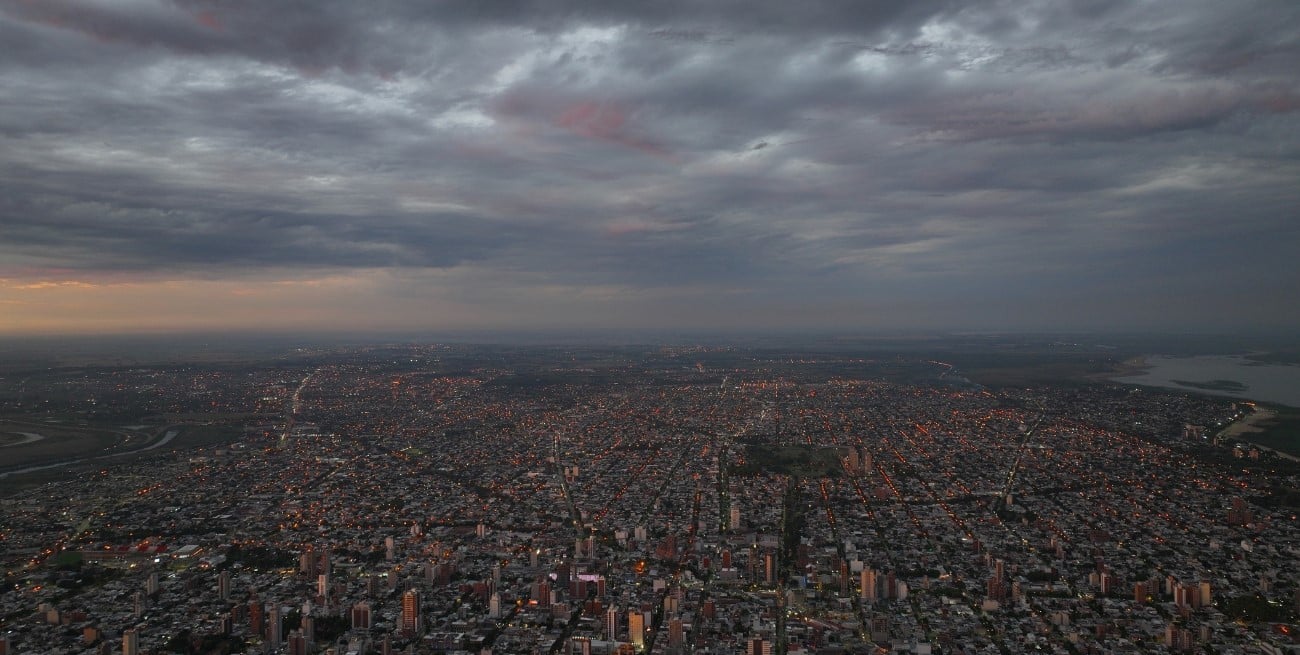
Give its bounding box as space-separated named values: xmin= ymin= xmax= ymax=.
xmin=0 ymin=0 xmax=1297 ymax=331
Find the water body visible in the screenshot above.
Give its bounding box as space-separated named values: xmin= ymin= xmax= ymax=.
xmin=0 ymin=432 xmax=46 ymax=448
xmin=1114 ymin=355 xmax=1300 ymax=407
xmin=0 ymin=430 xmax=180 ymax=479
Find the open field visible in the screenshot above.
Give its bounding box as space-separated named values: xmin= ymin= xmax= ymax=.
xmin=949 ymin=353 xmax=1131 ymax=388
xmin=732 ymin=444 xmax=845 ymax=478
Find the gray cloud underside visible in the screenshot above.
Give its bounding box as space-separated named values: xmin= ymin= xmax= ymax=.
xmin=1 ymin=0 xmax=1298 ymax=328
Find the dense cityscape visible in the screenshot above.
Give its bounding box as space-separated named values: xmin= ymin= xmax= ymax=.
xmin=1 ymin=343 xmax=1297 ymax=655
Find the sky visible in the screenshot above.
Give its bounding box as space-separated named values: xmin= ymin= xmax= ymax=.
xmin=1 ymin=0 xmax=1298 ymax=336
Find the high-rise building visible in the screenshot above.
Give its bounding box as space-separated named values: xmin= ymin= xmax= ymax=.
xmin=249 ymin=600 xmax=264 ymax=636
xmin=217 ymin=570 xmax=231 ymax=602
xmin=860 ymin=568 xmax=877 ymax=602
xmin=401 ymin=590 xmax=421 ymax=635
xmin=268 ymin=605 xmax=282 ymax=647
xmin=570 ymin=636 xmax=592 ymax=655
xmin=605 ymin=606 xmax=618 ymax=640
xmin=121 ymin=628 xmax=139 ymax=655
xmin=662 ymin=594 xmax=678 ymax=614
xmin=667 ymin=617 xmax=684 ymax=648
xmin=287 ymin=630 xmax=307 ymax=655
xmin=870 ymin=614 xmax=890 ymax=642
xmin=489 ymin=592 xmax=502 ymax=619
xmin=628 ymin=611 xmax=645 ymax=649
xmin=300 ymin=547 xmax=317 ymax=577
xmin=987 ymin=576 xmax=1006 ymax=602
xmin=351 ymin=602 xmax=372 ymax=630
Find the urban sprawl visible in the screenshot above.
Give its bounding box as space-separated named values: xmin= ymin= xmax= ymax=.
xmin=1 ymin=345 xmax=1297 ymax=655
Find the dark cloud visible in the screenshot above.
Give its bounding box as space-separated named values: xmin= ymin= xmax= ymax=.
xmin=0 ymin=0 xmax=1297 ymax=332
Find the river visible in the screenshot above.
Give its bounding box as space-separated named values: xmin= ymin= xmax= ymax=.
xmin=0 ymin=430 xmax=180 ymax=480
xmin=1113 ymin=355 xmax=1300 ymax=407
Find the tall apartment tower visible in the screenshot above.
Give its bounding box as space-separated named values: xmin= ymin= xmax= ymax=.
xmin=351 ymin=602 xmax=372 ymax=630
xmin=121 ymin=628 xmax=139 ymax=655
xmin=401 ymin=589 xmax=421 ymax=635
xmin=628 ymin=611 xmax=645 ymax=649
xmin=300 ymin=547 xmax=317 ymax=577
xmin=268 ymin=605 xmax=282 ymax=647
xmin=668 ymin=617 xmax=685 ymax=648
xmin=570 ymin=637 xmax=593 ymax=655
xmin=860 ymin=568 xmax=877 ymax=602
xmin=605 ymin=605 xmax=618 ymax=640
xmin=287 ymin=631 xmax=307 ymax=655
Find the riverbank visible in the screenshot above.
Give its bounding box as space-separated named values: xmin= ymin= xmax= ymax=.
xmin=1218 ymin=406 xmax=1277 ymax=440
xmin=1217 ymin=405 xmax=1300 ymax=461
xmin=1100 ymin=355 xmax=1149 ymax=380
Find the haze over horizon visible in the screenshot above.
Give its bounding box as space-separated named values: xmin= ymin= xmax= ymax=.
xmin=2 ymin=1 xmax=1298 ymax=336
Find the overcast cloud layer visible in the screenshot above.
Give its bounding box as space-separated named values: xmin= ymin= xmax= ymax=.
xmin=2 ymin=0 xmax=1298 ymax=334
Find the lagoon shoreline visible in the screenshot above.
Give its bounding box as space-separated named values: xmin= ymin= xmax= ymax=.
xmin=1109 ymin=354 xmax=1300 ymax=409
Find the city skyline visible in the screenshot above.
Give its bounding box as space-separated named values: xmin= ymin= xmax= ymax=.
xmin=2 ymin=1 xmax=1299 ymax=335
xmin=2 ymin=343 xmax=1296 ymax=653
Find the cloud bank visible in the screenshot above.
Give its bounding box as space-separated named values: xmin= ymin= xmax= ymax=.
xmin=1 ymin=0 xmax=1297 ymax=334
